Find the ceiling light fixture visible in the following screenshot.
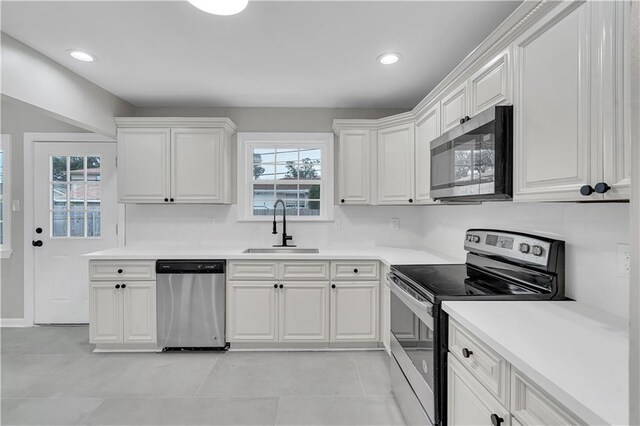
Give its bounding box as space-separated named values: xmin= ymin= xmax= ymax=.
xmin=187 ymin=0 xmax=249 ymax=16
xmin=67 ymin=50 xmax=95 ymax=62
xmin=377 ymin=53 xmax=401 ymax=65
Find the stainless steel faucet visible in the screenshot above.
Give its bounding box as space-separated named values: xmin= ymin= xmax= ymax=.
xmin=272 ymin=199 xmax=295 ymax=247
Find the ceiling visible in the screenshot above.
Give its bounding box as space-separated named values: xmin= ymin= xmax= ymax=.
xmin=2 ymin=1 xmax=521 ymax=109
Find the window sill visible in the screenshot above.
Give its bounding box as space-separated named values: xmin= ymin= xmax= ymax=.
xmin=0 ymin=249 xmax=13 ymax=259
xmin=238 ymin=217 xmax=334 ymax=223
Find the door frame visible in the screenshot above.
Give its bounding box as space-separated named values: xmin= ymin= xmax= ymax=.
xmin=23 ymin=132 xmax=125 ymax=326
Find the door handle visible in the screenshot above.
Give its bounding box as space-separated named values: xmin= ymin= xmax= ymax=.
xmin=32 ymin=240 xmax=43 ymax=247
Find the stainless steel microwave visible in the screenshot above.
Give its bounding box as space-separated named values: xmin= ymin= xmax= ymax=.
xmin=430 ymin=105 xmax=513 ymax=201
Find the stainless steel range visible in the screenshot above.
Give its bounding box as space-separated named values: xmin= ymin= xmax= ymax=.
xmin=388 ymin=229 xmax=565 ymax=425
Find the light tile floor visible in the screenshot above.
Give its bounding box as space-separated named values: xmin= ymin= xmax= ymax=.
xmin=1 ymin=326 xmax=406 ymax=426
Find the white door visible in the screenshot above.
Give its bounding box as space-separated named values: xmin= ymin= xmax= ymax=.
xmin=34 ymin=142 xmax=117 ymax=324
xmin=415 ymin=104 xmax=440 ymax=204
xmin=122 ymin=281 xmax=157 ymax=344
xmin=441 ymin=83 xmax=468 ymax=132
xmin=279 ymin=281 xmax=329 ymax=342
xmin=89 ymin=282 xmax=122 ymax=343
xmin=337 ymin=129 xmax=371 ymax=205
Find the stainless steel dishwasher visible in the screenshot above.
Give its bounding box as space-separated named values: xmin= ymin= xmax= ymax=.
xmin=156 ymin=260 xmax=227 ymax=350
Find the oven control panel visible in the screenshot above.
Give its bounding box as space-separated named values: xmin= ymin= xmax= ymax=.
xmin=464 ymin=230 xmax=553 ymax=267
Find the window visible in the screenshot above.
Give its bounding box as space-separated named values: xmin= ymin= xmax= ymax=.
xmin=0 ymin=135 xmax=11 ymax=257
xmin=238 ymin=133 xmax=334 ymax=221
xmin=50 ymin=155 xmax=102 ymax=238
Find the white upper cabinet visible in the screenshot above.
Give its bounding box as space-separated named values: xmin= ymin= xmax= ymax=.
xmin=441 ymin=83 xmax=468 ymax=132
xmin=377 ymin=123 xmax=415 ymax=205
xmin=414 ymin=103 xmax=440 ymax=204
xmin=171 ymin=129 xmax=225 ymax=203
xmin=513 ymin=1 xmax=629 ymax=202
xmin=469 ymin=49 xmax=511 ymax=116
xmin=337 ymin=129 xmax=373 ymax=205
xmin=118 ymin=128 xmax=170 ymax=203
xmin=116 ymin=118 xmax=237 ymax=204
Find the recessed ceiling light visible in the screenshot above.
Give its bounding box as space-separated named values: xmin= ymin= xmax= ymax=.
xmin=187 ymin=0 xmax=249 ymax=16
xmin=67 ymin=50 xmax=95 ymax=62
xmin=378 ymin=53 xmax=401 ymax=65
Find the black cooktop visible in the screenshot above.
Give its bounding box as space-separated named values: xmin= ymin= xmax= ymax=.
xmin=391 ymin=263 xmax=548 ymax=303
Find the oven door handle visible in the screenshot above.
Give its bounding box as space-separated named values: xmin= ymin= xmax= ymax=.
xmin=390 ymin=280 xmax=434 ymax=328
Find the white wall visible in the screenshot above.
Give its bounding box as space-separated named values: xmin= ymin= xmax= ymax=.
xmin=421 ymin=202 xmax=630 ymax=319
xmin=1 ymin=34 xmax=135 ymax=137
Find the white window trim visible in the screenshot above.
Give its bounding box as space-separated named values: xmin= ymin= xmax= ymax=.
xmin=0 ymin=134 xmax=12 ymax=258
xmin=237 ymin=132 xmax=334 ymax=222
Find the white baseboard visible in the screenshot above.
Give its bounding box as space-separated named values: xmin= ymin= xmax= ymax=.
xmin=0 ymin=318 xmax=27 ymax=327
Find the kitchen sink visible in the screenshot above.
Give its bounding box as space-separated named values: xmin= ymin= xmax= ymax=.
xmin=242 ymin=248 xmax=320 ymax=254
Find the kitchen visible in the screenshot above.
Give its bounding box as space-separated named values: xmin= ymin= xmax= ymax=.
xmin=0 ymin=0 xmax=638 ymax=425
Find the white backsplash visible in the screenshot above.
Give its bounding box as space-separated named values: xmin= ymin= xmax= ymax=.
xmin=125 ymin=201 xmax=630 ymax=319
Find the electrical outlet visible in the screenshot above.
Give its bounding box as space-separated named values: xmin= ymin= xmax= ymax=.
xmin=390 ymin=218 xmax=400 ymax=231
xmin=617 ymin=243 xmax=630 ymax=277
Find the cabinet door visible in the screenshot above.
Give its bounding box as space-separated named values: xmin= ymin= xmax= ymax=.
xmin=441 ymin=83 xmax=467 ymax=132
xmin=513 ymin=1 xmax=596 ymax=202
xmin=89 ymin=282 xmax=122 ymax=344
xmin=377 ymin=124 xmax=415 ymax=205
xmin=122 ymin=281 xmax=157 ymax=344
xmin=448 ymin=354 xmax=511 ymax=426
xmin=330 ymin=281 xmax=379 ymax=342
xmin=171 ymin=128 xmax=225 ymax=203
xmin=227 ymin=281 xmax=278 ymax=341
xmin=279 ymin=281 xmax=329 ymax=342
xmin=469 ymin=50 xmax=510 ymax=116
xmin=337 ymin=129 xmax=371 ymax=205
xmin=118 ymin=128 xmax=170 ymax=203
xmin=415 ymin=104 xmax=440 ymax=204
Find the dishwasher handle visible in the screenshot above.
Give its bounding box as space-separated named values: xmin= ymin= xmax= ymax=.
xmin=156 ymin=260 xmax=226 ymax=274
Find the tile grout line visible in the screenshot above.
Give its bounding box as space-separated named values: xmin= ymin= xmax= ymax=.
xmin=273 ymin=396 xmax=281 ymax=426
xmin=192 ymin=352 xmax=225 ymax=397
xmin=352 ymin=353 xmax=367 ymax=397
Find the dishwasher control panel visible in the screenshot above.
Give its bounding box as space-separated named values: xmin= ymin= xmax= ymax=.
xmin=156 ymin=260 xmax=226 ymax=274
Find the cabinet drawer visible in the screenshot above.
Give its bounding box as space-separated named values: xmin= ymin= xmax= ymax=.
xmin=228 ymin=261 xmax=277 ymax=280
xmin=331 ymin=261 xmax=379 ymax=280
xmin=511 ymin=368 xmax=585 ymax=426
xmin=449 ymin=319 xmax=509 ymax=406
xmin=279 ymin=262 xmax=330 ymax=280
xmin=89 ymin=260 xmax=156 ymax=281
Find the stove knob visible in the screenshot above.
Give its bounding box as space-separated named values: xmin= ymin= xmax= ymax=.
xmin=532 ymin=245 xmax=544 ymax=256
xmin=472 ymin=235 xmax=481 ymax=243
xmin=466 ymin=234 xmax=472 ymax=242
xmin=519 ymin=243 xmax=530 ymax=254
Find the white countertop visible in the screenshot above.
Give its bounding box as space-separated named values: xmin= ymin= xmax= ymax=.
xmin=442 ymin=301 xmax=629 ymax=426
xmin=83 ymin=245 xmax=460 ymax=266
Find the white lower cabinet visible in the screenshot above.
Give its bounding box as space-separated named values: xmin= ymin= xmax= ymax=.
xmin=279 ymin=281 xmax=329 ymax=342
xmin=381 ymin=277 xmax=391 ymax=354
xmin=448 ymin=354 xmax=511 ymax=426
xmin=330 ymin=281 xmax=379 ymax=342
xmin=89 ymin=281 xmax=157 ymax=346
xmin=448 ymin=319 xmax=588 ymax=426
xmin=227 ymin=281 xmax=278 ymax=341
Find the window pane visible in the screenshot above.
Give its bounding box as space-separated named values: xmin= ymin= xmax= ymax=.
xmin=69 ymin=156 xmax=85 ymax=181
xmin=275 ymin=164 xmax=293 ymax=180
xmin=52 ymin=156 xmax=67 ymax=181
xmin=276 ymin=184 xmax=298 ymax=200
xmin=52 ymin=183 xmax=68 ymax=209
xmin=253 ymin=164 xmax=275 ymax=180
xmin=87 ymin=183 xmax=101 ymax=203
xmin=298 ymin=160 xmax=321 ymax=180
xmin=253 ymin=184 xmax=274 ymax=215
xmin=276 ymin=148 xmax=298 ymax=163
xmin=87 ymin=208 xmax=100 ymax=237
xmin=254 ymin=148 xmax=275 ymax=164
xmin=70 ymin=183 xmax=85 ymax=205
xmin=87 ymin=157 xmax=101 ymax=181
xmin=300 ymin=148 xmax=321 ymax=162
xmin=70 ymin=209 xmax=85 ymax=237
xmin=52 ymin=210 xmax=68 ymax=237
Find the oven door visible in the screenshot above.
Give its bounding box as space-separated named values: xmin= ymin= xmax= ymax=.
xmin=430 ymin=105 xmax=512 ymax=201
xmin=389 ymin=277 xmax=436 ymax=425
